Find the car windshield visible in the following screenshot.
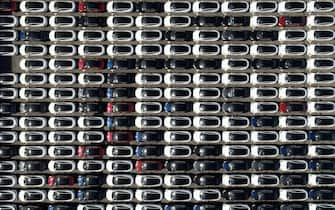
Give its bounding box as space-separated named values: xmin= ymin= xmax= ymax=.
xmin=257 ymin=2 xmax=275 ymax=9
xmin=27 ymin=46 xmax=42 ymax=53
xmin=26 ymin=2 xmax=44 ymax=8
xmin=0 ymin=46 xmax=13 ymax=52
xmin=0 ymin=17 xmax=13 ymax=24
xmin=55 ymin=46 xmax=73 ymax=53
xmin=26 ymin=17 xmax=43 ymax=23
xmin=87 ymin=2 xmax=100 ymax=9
xmin=55 ymin=31 xmax=72 ymax=38
xmin=228 ymin=2 xmax=247 ymax=9
xmin=55 ymin=17 xmax=73 ymax=24
xmin=55 ymin=60 xmax=73 ymax=67
xmin=55 ymin=2 xmax=72 ymax=9
xmin=113 ymin=2 xmax=131 ymax=10
xmin=26 ymin=60 xmax=43 ymax=67
xmin=85 ymin=32 xmax=101 ymax=39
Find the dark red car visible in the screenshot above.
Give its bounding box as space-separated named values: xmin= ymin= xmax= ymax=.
xmin=48 ymin=175 xmax=75 ymax=187
xmin=0 ymin=0 xmax=16 ymax=12
xmin=107 ymin=131 xmax=134 ymax=143
xmin=107 ymin=102 xmax=135 ymax=113
xmin=78 ymin=58 xmax=105 ymax=70
xmin=135 ymin=160 xmax=163 ymax=172
xmin=280 ymin=102 xmax=307 ymax=113
xmin=77 ymin=146 xmax=104 ymax=158
xmin=279 ymin=16 xmax=306 ymax=27
xmin=78 ymin=1 xmax=105 ymax=12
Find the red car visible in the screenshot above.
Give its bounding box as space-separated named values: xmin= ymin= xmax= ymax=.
xmin=107 ymin=131 xmax=134 ymax=143
xmin=0 ymin=0 xmax=16 ymax=12
xmin=107 ymin=102 xmax=135 ymax=113
xmin=78 ymin=1 xmax=105 ymax=12
xmin=78 ymin=58 xmax=105 ymax=70
xmin=280 ymin=102 xmax=307 ymax=113
xmin=48 ymin=175 xmax=75 ymax=187
xmin=135 ymin=160 xmax=163 ymax=172
xmin=279 ymin=16 xmax=306 ymax=27
xmin=78 ymin=146 xmax=104 ymax=158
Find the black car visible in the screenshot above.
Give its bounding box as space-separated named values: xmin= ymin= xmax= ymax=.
xmin=165 ymin=102 xmax=192 ymax=113
xmin=257 ymin=175 xmax=278 ymax=185
xmin=224 ymin=16 xmax=250 ymax=26
xmin=111 ymin=59 xmax=136 ymax=69
xmin=223 ymin=87 xmax=250 ymax=98
xmin=252 ymin=204 xmax=279 ymax=210
xmin=78 ymin=190 xmax=104 ymax=201
xmin=251 ymin=31 xmax=278 ymax=41
xmin=107 ymin=117 xmax=134 ymax=128
xmin=78 ymin=103 xmax=104 ymax=113
xmin=78 ymin=16 xmax=106 ymax=27
xmin=20 ymin=31 xmax=49 ymax=41
xmin=165 ymin=59 xmax=194 ymax=69
xmin=165 ymin=205 xmax=192 ymax=210
xmin=281 ymin=174 xmax=307 ymax=186
xmin=165 ymin=31 xmax=192 ymax=41
xmin=108 ymin=73 xmax=134 ymax=84
xmin=281 ymin=59 xmax=307 ymax=69
xmin=280 ymin=204 xmax=307 ymax=210
xmin=137 ymin=59 xmax=165 ymax=69
xmin=223 ymin=102 xmax=250 ymax=113
xmin=222 ymin=31 xmax=251 ymax=41
xmin=253 ymin=59 xmax=279 ymax=69
xmin=107 ymin=88 xmax=135 ymax=98
xmin=138 ymin=2 xmax=163 ymax=12
xmin=223 ymin=190 xmax=250 ymax=200
xmin=136 ymin=131 xmax=163 ymax=142
xmin=193 ymin=160 xmax=221 ymax=171
xmin=78 ymin=175 xmax=104 ymax=187
xmin=252 ymin=189 xmax=278 ymax=201
xmin=19 ymin=161 xmax=47 ymax=171
xmin=309 ymin=189 xmax=335 ymax=200
xmin=194 ymin=145 xmax=221 ymax=157
xmin=194 ymin=59 xmax=221 ymax=70
xmin=165 ymin=160 xmax=192 ymax=172
xmin=252 ymin=116 xmax=279 ymax=127
xmin=196 ymin=16 xmax=222 ymax=27
xmin=280 ymin=145 xmax=307 ymax=156
xmin=78 ymin=88 xmax=105 ymax=98
xmin=0 ymin=103 xmax=16 ymax=114
xmin=136 ymin=146 xmax=163 ymax=157
xmin=252 ymin=160 xmax=279 ymax=171
xmin=194 ymin=175 xmax=220 ymax=186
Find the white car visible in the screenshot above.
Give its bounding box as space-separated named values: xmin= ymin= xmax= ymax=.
xmin=18 ymin=190 xmax=45 ymax=202
xmin=194 ymin=116 xmax=220 ymax=128
xmin=107 ymin=16 xmax=134 ymax=27
xmin=135 ymin=189 xmax=163 ymax=202
xmin=106 ymin=1 xmax=134 ymax=13
xmin=307 ymin=44 xmax=335 ymax=56
xmin=164 ymin=1 xmax=192 ymax=13
xmin=307 ymin=58 xmax=335 ymax=71
xmin=164 ymin=175 xmax=191 ymax=187
xmin=19 ymin=58 xmax=48 ymax=71
xmin=77 ymin=131 xmax=104 ymax=144
xmin=48 ymin=146 xmax=75 ymax=158
xmin=222 ymin=116 xmax=249 ymax=128
xmin=309 ymin=174 xmax=335 ymax=186
xmin=164 ymin=131 xmax=192 ymax=143
xmin=308 ymin=116 xmax=335 ymax=128
xmin=20 ymin=15 xmax=48 ymax=27
xmin=279 ymin=189 xmax=308 ymax=201
xmin=279 ymin=44 xmax=306 ymax=56
xmin=106 ymin=204 xmax=133 ymax=210
xmin=222 ymin=174 xmax=249 ymax=186
xmin=164 ymin=73 xmax=191 ymax=85
xmin=49 ymin=73 xmax=76 ymax=85
xmin=223 ymin=205 xmax=250 ymax=210
xmin=193 ymin=102 xmax=220 ymax=114
xmin=193 ymin=131 xmax=221 ymax=143
xmin=78 ymin=205 xmax=104 ymax=210
xmin=1 ymin=131 xmax=17 ymax=144
xmin=49 ymin=88 xmax=76 ymax=100
xmin=193 ymin=30 xmax=220 ymax=42
xmin=0 ymin=88 xmax=17 ymax=100
xmin=136 ymin=73 xmax=162 ymax=85
xmin=20 ymin=0 xmax=48 ymax=12
xmin=19 ymin=44 xmax=47 ymax=57
xmin=251 ymin=131 xmax=278 ymax=142
xmin=250 ymin=1 xmax=277 ymax=13
xmin=49 ymin=44 xmax=76 ymax=56
xmin=251 ymin=145 xmax=279 ymax=157
xmin=278 ymin=1 xmax=306 ymax=13
xmin=222 ymin=145 xmax=250 ymax=157
xmin=18 ymin=175 xmax=45 ymax=187
xmin=135 ymin=30 xmax=162 ymax=42
xmin=78 ymin=73 xmax=104 ymax=85
xmin=308 ymin=101 xmax=335 ymax=113
xmin=164 ymin=189 xmax=192 ymax=201
xmin=164 ymin=16 xmax=192 ymax=27
xmin=250 ymin=73 xmax=278 ymax=85
xmin=77 ymin=117 xmax=104 ymax=129
xmin=193 ymin=73 xmax=220 ymax=84
xmin=19 ymin=146 xmax=47 ymax=158
xmin=164 ymin=44 xmax=191 ymax=56
xmin=279 ymin=130 xmax=307 ymax=142
xmin=135 ymin=16 xmax=162 ymax=27
xmin=250 ymin=44 xmax=278 ymax=57
xmin=222 ymin=131 xmax=249 ymax=143
xmin=221 ymin=44 xmax=249 ymax=56
xmin=250 ymin=16 xmax=278 ymax=28
xmin=280 ymin=160 xmax=308 ymax=171
xmin=193 ymin=1 xmax=220 ymax=13
xmin=135 ymin=205 xmax=161 ymax=210
xmin=106 ymin=174 xmax=134 ymax=186
xmin=0 ymin=30 xmax=18 ymax=41
xmin=251 ymin=102 xmax=278 ymax=113
xmin=0 ymin=16 xmax=18 ymax=27
xmin=135 ymin=88 xmax=162 ymax=99
xmin=307 ymin=15 xmax=335 ymax=27
xmin=309 ymin=204 xmax=335 ymax=210
xmin=193 ymin=44 xmax=220 ymax=56
xmin=307 ymin=0 xmax=335 ymax=12
xmin=165 ymin=88 xmax=192 ymax=99
xmin=106 ymin=160 xmax=133 ymax=172
xmin=19 ymin=73 xmax=47 ymax=85
xmin=135 ymin=44 xmax=162 ymax=56
xmin=0 ymin=175 xmax=16 ymax=187
xmin=77 ymin=160 xmax=104 ymax=172
xmin=164 ymin=145 xmax=192 ymax=157
xmin=49 ymin=0 xmax=76 ymax=13
xmin=49 ymin=58 xmax=76 ymax=71
xmin=279 ymin=116 xmax=307 ymax=128
xmin=106 ymin=146 xmax=133 ymax=158
xmin=193 ymin=189 xmax=221 ymax=201
xmin=308 ymin=87 xmax=335 ymax=99
xmin=279 ymin=87 xmax=306 ymax=99
xmin=48 ymin=117 xmax=76 ymax=129
xmin=106 ymin=189 xmax=133 ymax=202
xmin=278 ymin=73 xmax=306 ymax=85
xmin=251 ymin=174 xmax=279 ymax=186
xmin=307 ymin=30 xmax=335 ymax=42
xmin=135 ymin=116 xmax=162 ymax=128
xmin=79 ymin=30 xmax=105 ymax=42
xmin=19 ymin=131 xmax=47 ymax=144
xmin=278 ymin=30 xmax=306 ymax=42
xmin=135 ymin=102 xmax=162 ymax=114
xmin=48 ymin=190 xmax=75 ymax=202
xmin=221 ymin=59 xmax=250 ymax=71
xmin=49 ymin=30 xmax=76 ymax=42
xmin=309 ymin=145 xmax=335 ymax=157
xmin=251 ymin=87 xmax=278 ymax=99
xmin=0 ymin=117 xmax=17 ymax=129
xmin=107 ymin=30 xmax=133 ymax=42
xmin=19 ymin=88 xmax=47 ymax=99
xmin=0 ymin=44 xmax=17 ymax=56
xmin=193 ymin=88 xmax=220 ymax=99
xmin=222 ymin=73 xmax=249 ymax=85
xmin=78 ymin=45 xmax=105 ymax=57
xmin=165 ymin=116 xmax=191 ymax=129
xmin=222 ymin=1 xmax=249 ymax=13
xmin=107 ymin=44 xmax=134 ymax=56
xmin=0 ymin=161 xmax=16 ymax=172
xmin=49 ymin=16 xmax=76 ymax=27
